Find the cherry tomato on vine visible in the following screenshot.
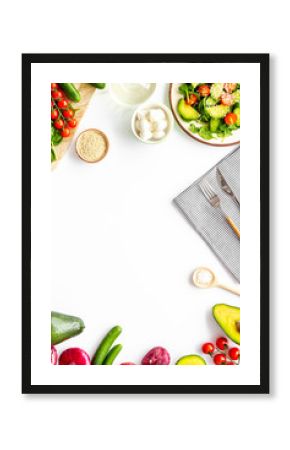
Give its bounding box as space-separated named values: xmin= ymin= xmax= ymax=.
xmin=224 ymin=112 xmax=237 ymax=126
xmin=51 ymin=90 xmax=63 ymax=100
xmin=198 ymin=84 xmax=210 ymax=97
xmin=202 ymin=342 xmax=215 ymax=354
xmin=228 ymin=347 xmax=240 ymax=361
xmin=68 ymin=118 xmax=77 ymax=128
xmin=51 ymin=83 xmax=58 ymax=90
xmin=51 ymin=109 xmax=58 ymax=120
xmin=216 ymin=337 xmax=228 ymax=350
xmin=63 ymin=109 xmax=74 ymax=119
xmin=61 ymin=127 xmax=70 ymax=138
xmin=58 ymin=99 xmax=69 ymax=109
xmin=213 ymin=353 xmax=226 ymax=365
xmin=54 ymin=119 xmax=64 ymax=130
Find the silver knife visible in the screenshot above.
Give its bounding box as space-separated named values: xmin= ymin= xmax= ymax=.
xmin=216 ymin=168 xmax=240 ymax=208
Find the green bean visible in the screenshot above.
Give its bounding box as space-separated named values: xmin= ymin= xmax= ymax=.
xmin=92 ymin=325 xmax=122 ymax=365
xmin=103 ymin=344 xmax=123 ymax=365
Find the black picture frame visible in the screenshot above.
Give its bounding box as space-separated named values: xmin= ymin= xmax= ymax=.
xmin=22 ymin=53 xmax=269 ymax=394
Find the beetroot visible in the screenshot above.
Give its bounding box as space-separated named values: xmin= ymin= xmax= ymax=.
xmin=58 ymin=347 xmax=91 ymax=365
xmin=51 ymin=345 xmax=58 ymax=365
xmin=141 ymin=346 xmax=170 ymax=365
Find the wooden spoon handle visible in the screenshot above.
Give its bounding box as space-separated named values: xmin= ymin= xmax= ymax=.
xmin=226 ymin=216 xmax=240 ymax=238
xmin=216 ymin=283 xmax=240 ymax=296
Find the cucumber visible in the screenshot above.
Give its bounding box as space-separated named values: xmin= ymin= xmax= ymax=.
xmin=89 ymin=83 xmax=106 ymax=89
xmin=176 ymin=355 xmax=207 ymax=365
xmin=232 ymin=89 xmax=240 ymax=104
xmin=206 ymin=104 xmax=230 ymax=119
xmin=103 ymin=344 xmax=123 ymax=365
xmin=51 ymin=311 xmax=85 ymax=345
xmin=59 ymin=83 xmax=81 ymax=102
xmin=210 ymin=118 xmax=221 ymax=132
xmin=210 ymin=83 xmax=224 ymax=100
xmin=92 ymin=325 xmax=122 ymax=365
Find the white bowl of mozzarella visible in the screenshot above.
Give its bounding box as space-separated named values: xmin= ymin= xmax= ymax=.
xmin=131 ymin=103 xmax=174 ymax=144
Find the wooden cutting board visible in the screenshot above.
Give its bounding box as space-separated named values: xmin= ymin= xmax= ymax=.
xmin=51 ymin=83 xmax=96 ymax=169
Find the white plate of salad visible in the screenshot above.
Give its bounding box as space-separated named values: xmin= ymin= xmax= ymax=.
xmin=169 ymin=83 xmax=240 ymax=146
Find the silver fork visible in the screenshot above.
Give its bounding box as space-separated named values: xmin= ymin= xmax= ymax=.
xmin=199 ymin=179 xmax=240 ymax=239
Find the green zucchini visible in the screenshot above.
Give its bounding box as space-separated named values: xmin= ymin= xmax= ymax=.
xmin=59 ymin=83 xmax=81 ymax=102
xmin=89 ymin=83 xmax=106 ymax=89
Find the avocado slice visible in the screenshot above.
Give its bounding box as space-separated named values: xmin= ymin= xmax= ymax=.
xmin=212 ymin=304 xmax=240 ymax=344
xmin=51 ymin=311 xmax=85 ymax=345
xmin=177 ymin=98 xmax=200 ymax=121
xmin=176 ymin=355 xmax=207 ymax=365
xmin=206 ymin=104 xmax=230 ymax=119
xmin=233 ymin=106 xmax=240 ymax=126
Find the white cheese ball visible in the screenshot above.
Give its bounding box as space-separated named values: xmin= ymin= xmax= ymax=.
xmin=136 ymin=110 xmax=148 ymax=121
xmin=152 ymin=130 xmax=165 ymax=140
xmin=148 ymin=108 xmax=166 ymax=122
xmin=138 ymin=118 xmax=152 ymax=134
xmin=140 ymin=130 xmax=153 ymax=141
xmin=152 ymin=119 xmax=168 ymax=132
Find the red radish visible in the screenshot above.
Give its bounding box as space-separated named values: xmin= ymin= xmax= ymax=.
xmin=51 ymin=345 xmax=58 ymax=365
xmin=120 ymin=362 xmax=136 ymax=365
xmin=142 ymin=346 xmax=170 ymax=365
xmin=58 ymin=347 xmax=91 ymax=365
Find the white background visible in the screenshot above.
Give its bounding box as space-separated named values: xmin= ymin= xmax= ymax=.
xmin=31 ymin=63 xmax=260 ymax=387
xmin=0 ymin=1 xmax=287 ymax=449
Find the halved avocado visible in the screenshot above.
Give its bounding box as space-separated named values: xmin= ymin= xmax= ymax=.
xmin=176 ymin=355 xmax=207 ymax=365
xmin=177 ymin=98 xmax=200 ymax=121
xmin=206 ymin=104 xmax=230 ymax=119
xmin=212 ymin=304 xmax=240 ymax=344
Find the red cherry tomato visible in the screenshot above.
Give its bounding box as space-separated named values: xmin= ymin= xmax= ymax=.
xmin=58 ymin=99 xmax=69 ymax=109
xmin=68 ymin=118 xmax=77 ymax=128
xmin=51 ymin=90 xmax=63 ymax=100
xmin=213 ymin=353 xmax=226 ymax=365
xmin=198 ymin=84 xmax=210 ymax=97
xmin=228 ymin=347 xmax=240 ymax=361
xmin=221 ymin=92 xmax=233 ymax=106
xmin=186 ymin=94 xmax=198 ymax=105
xmin=61 ymin=127 xmax=70 ymax=138
xmin=202 ymin=342 xmax=215 ymax=354
xmin=63 ymin=109 xmax=74 ymax=119
xmin=51 ymin=83 xmax=58 ymax=90
xmin=216 ymin=337 xmax=228 ymax=350
xmin=224 ymin=112 xmax=237 ymax=126
xmin=226 ymin=361 xmax=234 ymax=365
xmin=54 ymin=119 xmax=64 ymax=129
xmin=51 ymin=109 xmax=58 ymax=120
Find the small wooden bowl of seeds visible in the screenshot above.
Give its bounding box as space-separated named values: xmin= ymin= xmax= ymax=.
xmin=75 ymin=128 xmax=109 ymax=163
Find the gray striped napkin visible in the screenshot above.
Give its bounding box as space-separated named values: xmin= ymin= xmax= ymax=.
xmin=174 ymin=147 xmax=240 ymax=281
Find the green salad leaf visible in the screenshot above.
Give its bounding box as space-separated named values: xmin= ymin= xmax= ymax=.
xmin=199 ymin=125 xmax=213 ymax=140
xmin=189 ymin=123 xmax=198 ymax=134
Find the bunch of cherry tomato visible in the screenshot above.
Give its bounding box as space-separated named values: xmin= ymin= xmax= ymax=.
xmin=202 ymin=337 xmax=240 ymax=365
xmin=51 ymin=83 xmax=77 ymax=138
